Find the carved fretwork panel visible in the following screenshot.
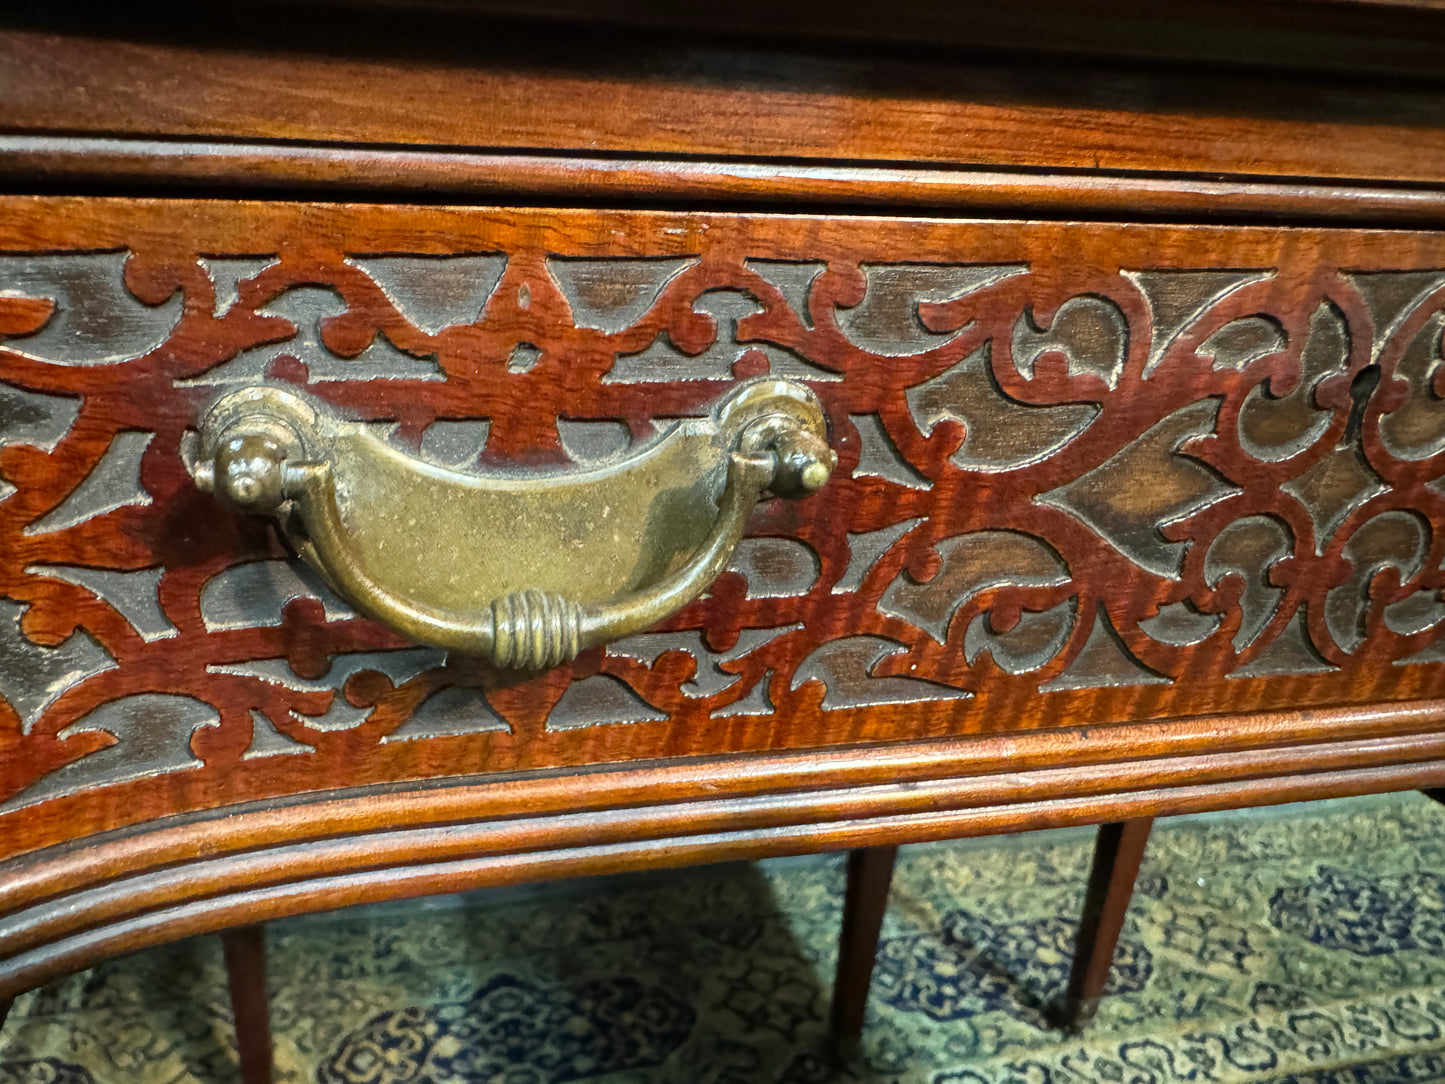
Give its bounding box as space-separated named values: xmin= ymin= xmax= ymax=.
xmin=2 ymin=200 xmax=1445 ymax=857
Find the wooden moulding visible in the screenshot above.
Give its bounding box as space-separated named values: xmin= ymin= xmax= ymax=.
xmin=7 ymin=696 xmax=1445 ymax=918
xmin=4 ymin=24 xmax=1445 ymax=186
xmin=2 ymin=697 xmax=1445 ymax=998
xmin=8 ymin=137 xmax=1445 ymax=227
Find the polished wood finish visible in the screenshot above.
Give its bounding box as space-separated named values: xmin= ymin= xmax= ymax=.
xmin=9 ymin=138 xmax=1445 ymax=227
xmin=3 ymin=20 xmax=1445 ymax=185
xmin=2 ymin=0 xmax=1445 ymax=1042
xmin=1053 ymin=818 xmax=1155 ymax=1031
xmin=831 ymin=845 xmax=899 ymax=1052
xmin=4 ymin=745 xmax=1443 ymax=1000
xmin=221 ymin=926 xmax=273 ymax=1084
xmin=9 ymin=705 xmax=1440 ymax=926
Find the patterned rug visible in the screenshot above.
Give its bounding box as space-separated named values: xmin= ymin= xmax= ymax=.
xmin=4 ymin=792 xmax=1445 ymax=1084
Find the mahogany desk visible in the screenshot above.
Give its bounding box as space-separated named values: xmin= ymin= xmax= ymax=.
xmin=3 ymin=4 xmax=1445 ymax=1077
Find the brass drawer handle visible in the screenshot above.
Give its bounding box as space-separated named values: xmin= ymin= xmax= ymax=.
xmin=192 ymin=380 xmax=834 ymax=669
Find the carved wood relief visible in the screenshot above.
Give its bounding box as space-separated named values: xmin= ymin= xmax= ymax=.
xmin=1 ymin=200 xmax=1443 ymax=856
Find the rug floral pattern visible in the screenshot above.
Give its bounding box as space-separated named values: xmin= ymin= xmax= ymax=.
xmin=3 ymin=792 xmax=1444 ymax=1083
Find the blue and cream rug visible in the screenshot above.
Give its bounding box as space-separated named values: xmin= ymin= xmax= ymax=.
xmin=4 ymin=792 xmax=1445 ymax=1083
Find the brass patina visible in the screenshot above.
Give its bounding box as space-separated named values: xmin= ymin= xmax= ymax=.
xmin=192 ymin=380 xmax=835 ymax=669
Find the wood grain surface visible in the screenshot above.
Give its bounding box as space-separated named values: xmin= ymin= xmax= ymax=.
xmin=3 ymin=19 xmax=1445 ymax=185
xmin=3 ymin=736 xmax=1443 ymax=1000
xmin=10 ymin=137 xmax=1445 ymax=227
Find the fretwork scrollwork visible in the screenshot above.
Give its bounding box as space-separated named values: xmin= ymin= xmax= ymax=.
xmin=2 ymin=210 xmax=1443 ymax=828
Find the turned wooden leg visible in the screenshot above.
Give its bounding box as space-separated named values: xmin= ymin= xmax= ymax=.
xmin=830 ymin=844 xmax=899 ymax=1057
xmin=221 ymin=926 xmax=273 ymax=1084
xmin=1054 ymin=817 xmax=1155 ymax=1033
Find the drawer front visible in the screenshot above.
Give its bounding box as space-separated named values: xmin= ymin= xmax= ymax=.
xmin=2 ymin=198 xmax=1444 ymax=857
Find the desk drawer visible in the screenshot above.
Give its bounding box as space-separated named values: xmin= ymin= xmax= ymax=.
xmin=3 ymin=197 xmax=1444 ymax=857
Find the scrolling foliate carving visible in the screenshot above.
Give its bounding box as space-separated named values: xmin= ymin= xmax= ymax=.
xmin=22 ymin=431 xmax=154 ymax=535
xmin=547 ymin=257 xmax=696 ymax=334
xmin=964 ymin=601 xmax=1077 ymax=675
xmin=906 ymin=344 xmax=1099 ymax=472
xmin=348 ymin=255 xmax=507 ymax=336
xmin=1012 ymin=295 xmax=1128 ymax=388
xmin=1124 ymin=269 xmax=1271 ymax=376
xmin=879 ymin=530 xmax=1070 ymax=644
xmin=1378 ymin=312 xmax=1445 ymax=461
xmin=0 ymin=694 xmax=221 ymax=813
xmin=0 ymin=382 xmax=79 ymax=453
xmin=1236 ymin=302 xmax=1348 ymax=462
xmin=1037 ymin=400 xmax=1239 ymax=579
xmin=0 ymin=253 xmax=184 ymax=366
xmin=2 ymin=204 xmax=1444 ymax=840
xmin=0 ymin=599 xmax=115 ymax=732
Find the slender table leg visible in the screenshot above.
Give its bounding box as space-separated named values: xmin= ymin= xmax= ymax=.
xmin=1053 ymin=817 xmax=1155 ymax=1033
xmin=830 ymin=845 xmax=899 ymax=1058
xmin=221 ymin=926 xmax=273 ymax=1084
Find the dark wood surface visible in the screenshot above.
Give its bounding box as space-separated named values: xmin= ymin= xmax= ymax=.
xmin=221 ymin=926 xmax=274 ymax=1084
xmin=1054 ymin=818 xmax=1155 ymax=1031
xmin=831 ymin=845 xmax=899 ymax=1049
xmin=307 ymin=0 xmax=1445 ymax=78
